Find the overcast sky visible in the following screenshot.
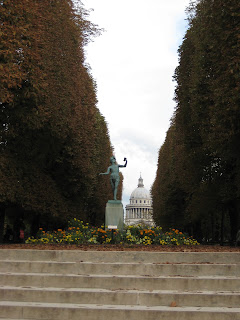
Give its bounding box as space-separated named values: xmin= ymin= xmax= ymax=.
xmin=80 ymin=0 xmax=190 ymax=209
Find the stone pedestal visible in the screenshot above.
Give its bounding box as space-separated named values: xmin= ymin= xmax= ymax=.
xmin=105 ymin=200 xmax=124 ymax=231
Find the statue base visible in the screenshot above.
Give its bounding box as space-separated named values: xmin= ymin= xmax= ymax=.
xmin=105 ymin=200 xmax=124 ymax=231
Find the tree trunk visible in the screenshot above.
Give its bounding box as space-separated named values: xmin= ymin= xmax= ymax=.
xmin=228 ymin=200 xmax=238 ymax=246
xmin=0 ymin=205 xmax=6 ymax=243
xmin=220 ymin=209 xmax=224 ymax=246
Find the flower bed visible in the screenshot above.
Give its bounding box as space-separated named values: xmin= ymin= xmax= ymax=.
xmin=26 ymin=218 xmax=199 ymax=246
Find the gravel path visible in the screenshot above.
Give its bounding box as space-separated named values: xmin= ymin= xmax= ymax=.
xmin=0 ymin=244 xmax=239 ymax=252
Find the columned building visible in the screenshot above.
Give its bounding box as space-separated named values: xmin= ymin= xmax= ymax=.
xmin=125 ymin=175 xmax=154 ymax=226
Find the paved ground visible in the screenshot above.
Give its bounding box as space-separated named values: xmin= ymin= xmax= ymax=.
xmin=0 ymin=244 xmax=239 ymax=251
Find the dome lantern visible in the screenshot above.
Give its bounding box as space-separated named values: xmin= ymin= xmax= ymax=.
xmin=137 ymin=174 xmax=144 ymax=188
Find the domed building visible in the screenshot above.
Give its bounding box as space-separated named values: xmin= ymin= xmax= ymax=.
xmin=125 ymin=175 xmax=154 ymax=226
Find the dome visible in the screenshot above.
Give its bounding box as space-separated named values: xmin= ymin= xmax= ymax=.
xmin=130 ymin=175 xmax=151 ymax=200
xmin=131 ymin=187 xmax=150 ymax=199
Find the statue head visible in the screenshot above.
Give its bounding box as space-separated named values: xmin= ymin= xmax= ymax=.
xmin=110 ymin=156 xmax=116 ymax=164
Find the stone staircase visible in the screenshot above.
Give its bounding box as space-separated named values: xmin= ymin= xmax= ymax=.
xmin=0 ymin=249 xmax=239 ymax=320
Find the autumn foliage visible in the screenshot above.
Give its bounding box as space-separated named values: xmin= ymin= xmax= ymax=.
xmin=152 ymin=0 xmax=240 ymax=244
xmin=0 ymin=0 xmax=115 ymax=240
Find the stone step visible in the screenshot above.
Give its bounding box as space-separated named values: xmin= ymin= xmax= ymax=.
xmin=0 ymin=260 xmax=239 ymax=276
xmin=75 ymin=261 xmax=240 ymax=276
xmin=0 ymin=301 xmax=240 ymax=320
xmin=0 ymin=261 xmax=77 ymax=274
xmin=1 ymin=249 xmax=240 ymax=264
xmin=0 ymin=286 xmax=240 ymax=308
xmin=0 ymin=272 xmax=239 ymax=291
xmin=0 ymin=249 xmax=239 ymax=320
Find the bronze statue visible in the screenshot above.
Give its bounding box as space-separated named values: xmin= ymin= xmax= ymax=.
xmin=99 ymin=156 xmax=127 ymax=201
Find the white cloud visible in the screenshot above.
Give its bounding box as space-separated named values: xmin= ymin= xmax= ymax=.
xmin=79 ymin=0 xmax=190 ymax=209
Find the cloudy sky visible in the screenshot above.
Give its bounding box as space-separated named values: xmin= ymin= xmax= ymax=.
xmin=80 ymin=0 xmax=190 ymax=209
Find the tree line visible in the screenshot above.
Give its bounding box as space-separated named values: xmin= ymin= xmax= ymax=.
xmin=0 ymin=0 xmax=119 ymax=241
xmin=152 ymin=0 xmax=240 ymax=244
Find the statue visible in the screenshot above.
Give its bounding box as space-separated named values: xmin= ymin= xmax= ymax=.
xmin=99 ymin=156 xmax=127 ymax=201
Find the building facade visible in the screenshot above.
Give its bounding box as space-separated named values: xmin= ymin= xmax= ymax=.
xmin=125 ymin=175 xmax=154 ymax=226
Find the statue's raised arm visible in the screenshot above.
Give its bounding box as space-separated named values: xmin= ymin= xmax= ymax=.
xmin=119 ymin=158 xmax=127 ymax=168
xmin=99 ymin=156 xmax=127 ymax=201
